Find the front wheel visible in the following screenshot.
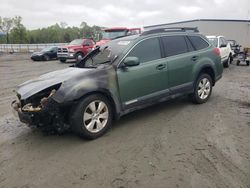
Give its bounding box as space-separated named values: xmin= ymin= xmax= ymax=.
xmin=70 ymin=94 xmax=113 ymax=139
xmin=191 ymin=74 xmax=213 ymax=104
xmin=75 ymin=52 xmax=84 ymax=63
xmin=59 ymin=58 xmax=66 ymax=63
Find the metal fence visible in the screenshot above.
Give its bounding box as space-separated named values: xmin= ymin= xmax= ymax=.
xmin=0 ymin=43 xmax=67 ymax=53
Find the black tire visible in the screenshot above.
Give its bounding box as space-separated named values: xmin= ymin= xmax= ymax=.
xmin=229 ymin=55 xmax=233 ymax=64
xmin=223 ymin=57 xmax=230 ymax=68
xmin=59 ymin=58 xmax=66 ymax=63
xmin=75 ymin=52 xmax=84 ymax=63
xmin=236 ymin=60 xmax=240 ymax=66
xmin=190 ymin=74 xmax=213 ymax=104
xmin=44 ymin=55 xmax=50 ymax=61
xmin=246 ymin=61 xmax=249 ymax=66
xmin=70 ymin=94 xmax=113 ymax=140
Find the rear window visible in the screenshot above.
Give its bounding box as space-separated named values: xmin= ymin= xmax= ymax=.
xmin=188 ymin=36 xmax=209 ymax=50
xmin=161 ymin=36 xmax=188 ymax=57
xmin=207 ymin=38 xmax=218 ymax=47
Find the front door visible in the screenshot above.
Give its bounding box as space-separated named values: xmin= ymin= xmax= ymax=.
xmin=117 ymin=37 xmax=168 ymax=106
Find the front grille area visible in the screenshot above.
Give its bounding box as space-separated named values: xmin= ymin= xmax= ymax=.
xmin=57 ymin=48 xmax=68 ymax=53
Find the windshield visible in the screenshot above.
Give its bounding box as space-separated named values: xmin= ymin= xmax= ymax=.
xmin=77 ymin=36 xmax=137 ymax=68
xmin=69 ymin=39 xmax=83 ymax=45
xmin=101 ymin=30 xmax=127 ymax=40
xmin=208 ymin=38 xmax=218 ymax=47
xmin=41 ymin=46 xmax=55 ymax=52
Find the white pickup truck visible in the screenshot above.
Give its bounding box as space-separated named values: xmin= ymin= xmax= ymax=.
xmin=207 ymin=36 xmax=233 ymax=68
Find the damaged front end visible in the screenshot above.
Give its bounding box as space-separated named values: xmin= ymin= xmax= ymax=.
xmin=12 ymin=84 xmax=70 ymax=133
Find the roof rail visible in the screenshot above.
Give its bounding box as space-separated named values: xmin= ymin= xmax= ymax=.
xmin=141 ymin=27 xmax=199 ymax=35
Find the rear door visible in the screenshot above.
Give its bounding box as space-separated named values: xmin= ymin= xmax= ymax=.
xmin=219 ymin=37 xmax=228 ymax=61
xmin=161 ymin=35 xmax=195 ymax=92
xmin=117 ymin=37 xmax=169 ymax=106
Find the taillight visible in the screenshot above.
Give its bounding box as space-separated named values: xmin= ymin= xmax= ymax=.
xmin=214 ymin=48 xmax=220 ymax=56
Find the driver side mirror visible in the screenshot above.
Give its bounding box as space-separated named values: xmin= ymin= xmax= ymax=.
xmin=123 ymin=57 xmax=140 ymax=67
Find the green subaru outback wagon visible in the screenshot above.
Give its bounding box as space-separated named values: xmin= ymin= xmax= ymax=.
xmin=12 ymin=27 xmax=223 ymax=139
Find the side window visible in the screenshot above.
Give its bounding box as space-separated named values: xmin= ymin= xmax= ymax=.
xmin=84 ymin=40 xmax=91 ymax=46
xmin=127 ymin=37 xmax=161 ymax=63
xmin=222 ymin=37 xmax=227 ymax=45
xmin=161 ymin=36 xmax=188 ymax=57
xmin=188 ymin=36 xmax=209 ymax=50
xmin=185 ymin=37 xmax=195 ymax=52
xmin=219 ymin=38 xmax=224 ymax=46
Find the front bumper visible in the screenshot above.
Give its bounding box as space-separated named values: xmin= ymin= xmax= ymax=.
xmin=31 ymin=55 xmax=44 ymax=61
xmin=11 ymin=100 xmax=33 ymax=124
xmin=57 ymin=52 xmax=75 ymax=59
xmin=11 ymin=98 xmax=69 ymax=132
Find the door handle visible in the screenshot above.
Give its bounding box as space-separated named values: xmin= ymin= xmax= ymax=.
xmin=156 ymin=64 xmax=166 ymax=70
xmin=191 ymin=56 xmax=198 ymax=61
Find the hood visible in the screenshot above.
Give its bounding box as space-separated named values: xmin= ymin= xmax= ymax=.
xmin=17 ymin=67 xmax=93 ymax=99
xmin=95 ymin=39 xmax=111 ymax=46
xmin=61 ymin=45 xmax=81 ymax=49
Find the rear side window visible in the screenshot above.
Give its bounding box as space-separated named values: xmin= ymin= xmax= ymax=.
xmin=127 ymin=37 xmax=161 ymax=63
xmin=161 ymin=36 xmax=188 ymax=57
xmin=188 ymin=36 xmax=209 ymax=50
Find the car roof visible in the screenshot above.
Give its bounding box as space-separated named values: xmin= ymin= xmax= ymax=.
xmin=112 ymin=34 xmax=140 ymax=42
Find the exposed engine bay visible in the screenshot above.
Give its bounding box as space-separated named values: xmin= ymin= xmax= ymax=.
xmin=12 ymin=84 xmax=71 ymax=133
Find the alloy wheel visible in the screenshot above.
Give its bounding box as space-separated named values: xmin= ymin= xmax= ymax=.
xmin=197 ymin=78 xmax=211 ymax=100
xmin=83 ymin=100 xmax=109 ymax=133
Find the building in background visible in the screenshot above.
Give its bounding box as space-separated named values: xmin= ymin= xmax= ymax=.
xmin=144 ymin=19 xmax=250 ymax=48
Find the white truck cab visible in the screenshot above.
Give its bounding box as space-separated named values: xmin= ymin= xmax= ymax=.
xmin=207 ymin=35 xmax=232 ymax=68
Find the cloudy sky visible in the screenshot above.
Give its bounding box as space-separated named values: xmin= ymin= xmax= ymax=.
xmin=0 ymin=0 xmax=249 ymax=29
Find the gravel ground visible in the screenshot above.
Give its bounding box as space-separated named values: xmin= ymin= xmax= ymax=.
xmin=0 ymin=53 xmax=249 ymax=188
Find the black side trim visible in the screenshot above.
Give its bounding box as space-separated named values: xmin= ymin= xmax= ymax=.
xmin=170 ymin=82 xmax=193 ymax=94
xmin=123 ymin=88 xmax=170 ymax=109
xmin=121 ymin=82 xmax=194 ymax=116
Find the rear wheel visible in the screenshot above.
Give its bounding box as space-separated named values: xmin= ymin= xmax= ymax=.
xmin=223 ymin=57 xmax=230 ymax=68
xmin=59 ymin=58 xmax=66 ymax=63
xmin=44 ymin=55 xmax=50 ymax=61
xmin=229 ymin=54 xmax=233 ymax=64
xmin=247 ymin=60 xmax=249 ymax=66
xmin=191 ymin=74 xmax=212 ymax=104
xmin=236 ymin=60 xmax=240 ymax=66
xmin=70 ymin=94 xmax=113 ymax=139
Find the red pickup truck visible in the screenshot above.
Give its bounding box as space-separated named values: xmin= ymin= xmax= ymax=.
xmin=57 ymin=38 xmax=95 ymax=63
xmin=95 ymin=27 xmax=141 ymax=46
